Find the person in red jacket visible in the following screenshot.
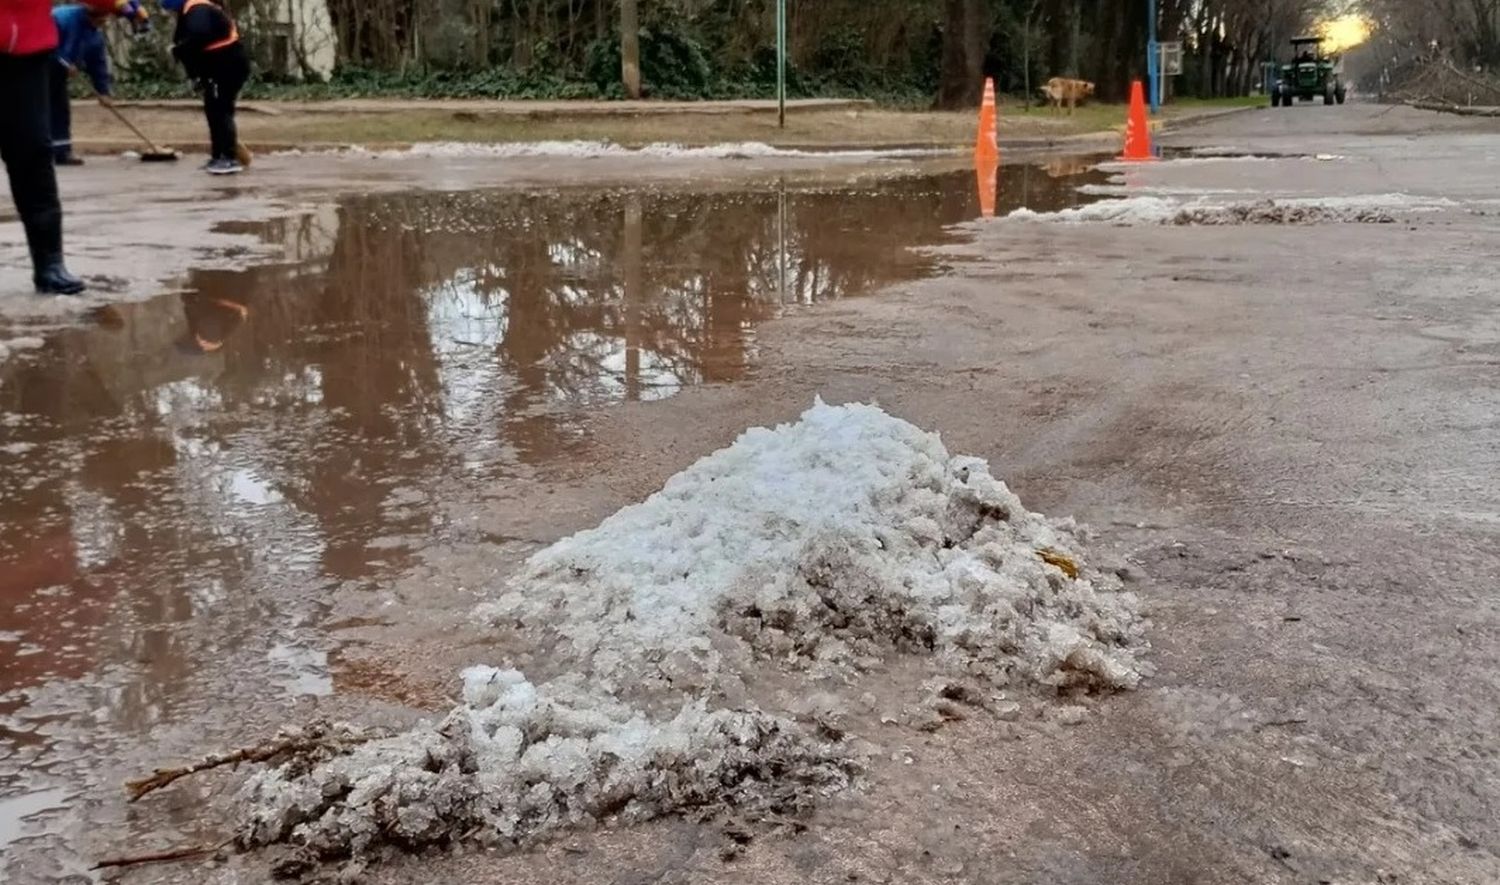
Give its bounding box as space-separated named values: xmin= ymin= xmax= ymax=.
xmin=0 ymin=0 xmax=86 ymax=294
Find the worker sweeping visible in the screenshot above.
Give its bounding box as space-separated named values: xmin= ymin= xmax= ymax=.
xmin=161 ymin=0 xmax=249 ymax=175
xmin=1 ymin=0 xmax=86 ymax=294
xmin=50 ymin=1 xmax=151 ymax=166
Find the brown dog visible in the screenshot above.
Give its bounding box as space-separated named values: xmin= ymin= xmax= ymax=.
xmin=1042 ymin=77 xmax=1097 ymax=114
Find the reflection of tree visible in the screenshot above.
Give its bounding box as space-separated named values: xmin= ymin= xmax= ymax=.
xmin=4 ymin=172 xmax=1016 ymax=594
xmin=6 ymin=169 xmax=1112 ymax=588
xmin=188 ymin=203 xmax=450 ymax=581
xmin=299 ymin=208 xmax=447 ymax=577
xmin=0 ymin=358 xmax=97 ymax=692
xmin=0 ymin=339 xmax=203 ymax=730
xmin=247 ymin=181 xmax=967 ymax=466
xmin=624 ymin=195 xmax=644 ymax=402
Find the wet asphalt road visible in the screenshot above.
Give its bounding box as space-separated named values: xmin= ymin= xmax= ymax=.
xmin=3 ymin=103 xmax=1500 ymax=883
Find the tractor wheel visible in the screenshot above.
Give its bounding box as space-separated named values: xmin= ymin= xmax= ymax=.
xmin=1270 ymin=92 xmax=1280 ymax=108
xmin=1324 ymin=90 xmax=1335 ymax=105
xmin=1335 ymin=87 xmax=1347 ymax=105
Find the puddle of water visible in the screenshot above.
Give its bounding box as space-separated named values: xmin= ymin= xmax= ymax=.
xmin=0 ymin=158 xmax=1108 ymax=875
xmin=0 ymin=787 xmax=71 ymax=853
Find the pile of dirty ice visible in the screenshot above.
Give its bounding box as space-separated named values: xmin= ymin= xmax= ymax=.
xmin=278 ymin=141 xmax=943 ymax=161
xmin=1008 ymin=193 xmax=1451 ymax=226
xmin=237 ymin=401 xmax=1144 ymax=858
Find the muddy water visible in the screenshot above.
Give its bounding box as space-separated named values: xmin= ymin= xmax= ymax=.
xmin=0 ymin=159 xmax=1106 ymax=877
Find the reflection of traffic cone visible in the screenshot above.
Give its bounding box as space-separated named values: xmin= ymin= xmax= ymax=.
xmin=975 ymin=153 xmax=998 ymax=218
xmin=976 ymin=78 xmax=999 ymax=161
xmin=1118 ymin=80 xmax=1156 ymax=162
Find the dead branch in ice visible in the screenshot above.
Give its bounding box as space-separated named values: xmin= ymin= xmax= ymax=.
xmin=126 ymin=719 xmax=382 ymax=803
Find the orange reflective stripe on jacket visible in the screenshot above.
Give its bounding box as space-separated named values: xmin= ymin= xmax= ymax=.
xmin=183 ymin=0 xmax=239 ymax=51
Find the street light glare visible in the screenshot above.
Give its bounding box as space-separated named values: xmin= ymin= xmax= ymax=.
xmin=1321 ymin=14 xmax=1372 ymax=53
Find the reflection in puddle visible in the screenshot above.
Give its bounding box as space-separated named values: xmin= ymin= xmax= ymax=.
xmin=267 ymin=639 xmax=334 ymax=699
xmin=0 ymin=160 xmax=1108 ymax=875
xmin=0 ymin=787 xmax=71 ymax=853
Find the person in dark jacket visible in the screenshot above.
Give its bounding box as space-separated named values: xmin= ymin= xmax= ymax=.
xmin=162 ymin=0 xmax=249 ymax=175
xmin=50 ymin=1 xmax=150 ymax=166
xmin=1 ymin=0 xmax=86 ymax=294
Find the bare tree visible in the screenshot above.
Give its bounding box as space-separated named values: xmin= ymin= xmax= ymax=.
xmin=1363 ymin=0 xmax=1500 ymax=68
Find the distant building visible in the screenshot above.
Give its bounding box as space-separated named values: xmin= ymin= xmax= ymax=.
xmin=244 ymin=0 xmax=336 ymax=81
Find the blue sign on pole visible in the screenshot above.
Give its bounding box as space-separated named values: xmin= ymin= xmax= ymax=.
xmin=1147 ymin=0 xmax=1159 ymax=113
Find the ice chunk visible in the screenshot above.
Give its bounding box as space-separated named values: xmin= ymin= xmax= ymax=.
xmin=1007 ymin=193 xmax=1454 ymax=227
xmin=238 ymin=679 xmax=855 ymax=857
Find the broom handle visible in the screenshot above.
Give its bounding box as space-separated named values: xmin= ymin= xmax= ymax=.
xmin=96 ymin=95 xmax=169 ymax=155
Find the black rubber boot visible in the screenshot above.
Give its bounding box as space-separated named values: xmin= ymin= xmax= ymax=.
xmin=35 ymin=259 xmax=86 ymax=295
xmin=25 ymin=210 xmax=85 ymax=296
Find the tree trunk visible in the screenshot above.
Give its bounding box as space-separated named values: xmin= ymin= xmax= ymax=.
xmin=1023 ymin=2 xmax=1038 ymax=108
xmin=1199 ymin=19 xmax=1214 ymax=95
xmin=1472 ymin=0 xmax=1500 ymax=67
xmin=1067 ymin=0 xmax=1081 ymax=76
xmin=622 ymin=196 xmax=643 ymax=402
xmin=621 ymin=0 xmax=642 ymax=98
xmin=936 ymin=0 xmax=988 ymax=109
xmin=473 ymin=0 xmax=491 ymax=68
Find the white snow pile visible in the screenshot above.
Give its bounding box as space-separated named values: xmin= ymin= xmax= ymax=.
xmin=1008 ymin=196 xmax=1181 ymax=225
xmin=1077 ymin=184 xmax=1258 ymax=198
xmin=1008 ymin=193 xmax=1452 ymax=226
xmin=279 ymin=141 xmax=944 ymax=161
xmin=1157 ymin=148 xmax=1347 ymax=162
xmin=489 ymin=399 xmax=1142 ymax=692
xmin=1095 ymin=155 xmax=1283 ymax=170
xmin=236 ymin=401 xmax=1144 ymax=859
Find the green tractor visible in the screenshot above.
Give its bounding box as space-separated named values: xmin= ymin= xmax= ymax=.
xmin=1272 ymin=36 xmax=1347 ymax=106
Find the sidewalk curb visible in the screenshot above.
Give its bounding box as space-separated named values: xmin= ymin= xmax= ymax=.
xmin=67 ymin=104 xmax=1260 ymax=159
xmin=94 ymin=98 xmax=877 ymax=118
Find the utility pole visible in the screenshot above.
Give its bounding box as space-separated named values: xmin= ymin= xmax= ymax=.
xmin=1147 ymin=0 xmax=1159 ymax=114
xmin=621 ymin=0 xmax=641 ymax=99
xmin=777 ymin=0 xmax=787 ymax=128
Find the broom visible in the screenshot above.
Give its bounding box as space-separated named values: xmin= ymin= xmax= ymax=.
xmin=96 ymin=95 xmax=180 ymax=163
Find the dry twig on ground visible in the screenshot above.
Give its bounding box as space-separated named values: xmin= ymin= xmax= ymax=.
xmin=92 ymin=839 xmax=232 ymax=871
xmin=126 ymin=719 xmax=378 ymax=802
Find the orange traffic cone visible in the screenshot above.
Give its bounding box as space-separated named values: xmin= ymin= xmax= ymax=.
xmin=1118 ymin=79 xmax=1156 ymax=162
xmin=976 ymin=78 xmax=999 ymax=161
